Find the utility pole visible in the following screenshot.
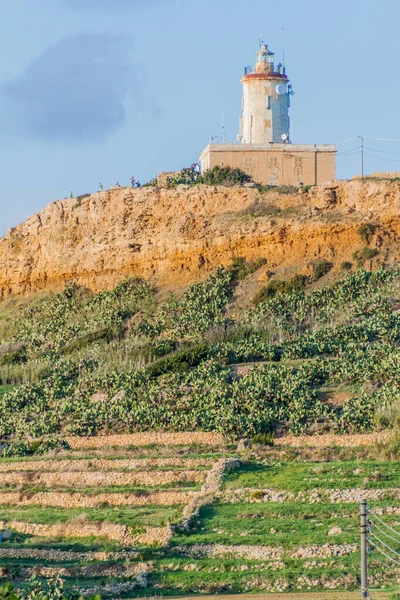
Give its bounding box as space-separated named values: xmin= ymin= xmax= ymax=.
xmin=358 ymin=136 xmax=364 ymax=179
xmin=360 ymin=499 xmax=369 ymax=600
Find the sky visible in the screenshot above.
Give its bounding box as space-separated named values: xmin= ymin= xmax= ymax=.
xmin=1 ymin=0 xmax=400 ymax=235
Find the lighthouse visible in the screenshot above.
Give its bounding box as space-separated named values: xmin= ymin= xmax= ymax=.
xmin=240 ymin=42 xmax=291 ymax=144
xmin=200 ymin=38 xmax=336 ymax=186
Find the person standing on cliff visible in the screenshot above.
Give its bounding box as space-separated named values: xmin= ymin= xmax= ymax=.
xmin=99 ymin=182 xmax=103 ymax=191
xmin=130 ymin=176 xmax=136 ymax=187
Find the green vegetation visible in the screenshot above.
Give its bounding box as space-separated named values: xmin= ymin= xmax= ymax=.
xmin=1 ymin=439 xmax=70 ymax=458
xmin=223 ymin=460 xmax=400 ymax=492
xmin=341 ymin=261 xmax=353 ymax=272
xmin=353 ymin=247 xmax=380 ymax=266
xmin=0 ymin=385 xmax=14 ymax=396
xmin=253 ymin=274 xmax=308 ymax=304
xmin=257 ymin=184 xmax=300 ymax=195
xmin=166 ymin=164 xmax=253 ymax=188
xmin=1 ymin=265 xmax=400 ymax=440
xmin=1 ymin=438 xmax=399 ymax=596
xmin=313 ymin=260 xmax=333 ymax=280
xmin=360 ymin=247 xmax=380 ymax=260
xmin=0 ymin=580 xmax=99 ymax=600
xmin=227 ymin=256 xmax=267 ymax=281
xmin=357 ymin=222 xmax=377 ymax=245
xmin=198 ymin=165 xmax=253 ymax=187
xmin=0 ymin=505 xmax=183 ymax=528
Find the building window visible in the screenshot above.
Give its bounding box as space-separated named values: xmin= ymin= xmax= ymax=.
xmin=294 ymin=157 xmax=304 ymax=177
xmin=268 ymin=157 xmax=278 ymax=168
xmin=267 ymin=96 xmax=271 ymax=110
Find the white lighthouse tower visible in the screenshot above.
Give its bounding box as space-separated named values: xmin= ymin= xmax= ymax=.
xmin=240 ymin=42 xmax=291 ymax=144
xmin=200 ymin=38 xmax=337 ymax=186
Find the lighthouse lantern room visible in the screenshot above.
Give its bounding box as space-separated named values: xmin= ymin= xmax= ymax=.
xmin=240 ymin=42 xmax=291 ymax=144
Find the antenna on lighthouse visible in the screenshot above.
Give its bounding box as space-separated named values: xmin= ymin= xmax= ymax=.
xmin=258 ymin=33 xmax=264 ymax=47
xmin=282 ymin=27 xmax=285 ymax=69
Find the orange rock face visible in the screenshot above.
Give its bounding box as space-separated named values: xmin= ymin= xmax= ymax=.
xmin=1 ymin=179 xmax=400 ymax=298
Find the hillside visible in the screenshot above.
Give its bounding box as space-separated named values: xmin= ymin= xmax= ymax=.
xmin=2 ymin=179 xmax=400 ymax=597
xmin=1 ymin=258 xmax=400 ymax=440
xmin=2 ymin=177 xmax=400 ymax=440
xmin=2 ymin=178 xmax=400 ymax=297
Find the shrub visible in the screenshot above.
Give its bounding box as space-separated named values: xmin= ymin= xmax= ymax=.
xmin=357 ymin=223 xmax=377 ymax=245
xmin=146 ymin=344 xmax=211 ymax=378
xmin=360 ymin=247 xmax=379 ymax=260
xmin=152 ymin=341 xmax=178 ymax=358
xmin=340 ymin=261 xmax=353 ymax=272
xmin=16 ymin=576 xmax=100 ymax=600
xmin=251 ymin=432 xmax=275 ymax=446
xmin=59 ymin=328 xmax=115 ymax=355
xmin=0 ymin=348 xmax=27 ymax=366
xmin=0 ymin=584 xmax=18 ymax=600
xmin=1 ymin=438 xmax=71 ymax=458
xmin=167 ymin=164 xmax=200 ymax=187
xmin=253 ymin=274 xmax=308 ymax=304
xmin=198 ymin=165 xmax=253 ymax=187
xmin=142 ymin=176 xmax=158 ymax=187
xmin=313 ymin=260 xmax=333 ymax=280
xmin=257 ymin=184 xmax=299 ymax=195
xmin=228 ymin=257 xmax=267 ymax=281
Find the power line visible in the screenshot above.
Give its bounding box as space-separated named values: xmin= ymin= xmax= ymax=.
xmin=337 ymin=145 xmax=360 ymax=154
xmin=369 ymin=531 xmax=400 ymax=559
xmin=364 ymin=146 xmax=400 ymax=155
xmin=368 ymin=538 xmax=400 ymax=567
xmin=364 ymin=151 xmax=400 ymax=162
xmin=364 ymin=136 xmax=400 ymax=142
xmin=336 ymin=136 xmax=358 ymax=146
xmin=369 ymin=519 xmax=400 ymax=546
xmin=369 ymin=511 xmax=400 ymax=540
xmin=337 ymin=149 xmax=361 ymax=157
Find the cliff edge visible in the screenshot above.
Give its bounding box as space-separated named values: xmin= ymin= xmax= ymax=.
xmin=1 ymin=179 xmax=400 ymax=297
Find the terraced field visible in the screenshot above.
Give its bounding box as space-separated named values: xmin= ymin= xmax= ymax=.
xmin=1 ymin=433 xmax=399 ymax=597
xmin=0 ymin=434 xmax=230 ymax=596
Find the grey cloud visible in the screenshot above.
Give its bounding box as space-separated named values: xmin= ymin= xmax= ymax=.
xmin=0 ymin=34 xmax=134 ymax=143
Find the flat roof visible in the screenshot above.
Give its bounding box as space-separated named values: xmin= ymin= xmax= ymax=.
xmin=201 ymin=143 xmax=337 ymax=157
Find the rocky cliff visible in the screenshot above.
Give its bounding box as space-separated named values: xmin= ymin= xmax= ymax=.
xmin=1 ymin=179 xmax=400 ymax=297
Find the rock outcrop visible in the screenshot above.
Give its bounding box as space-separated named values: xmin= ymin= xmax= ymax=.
xmin=1 ymin=179 xmax=400 ymax=297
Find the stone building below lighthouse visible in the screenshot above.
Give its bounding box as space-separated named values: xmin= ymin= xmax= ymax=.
xmin=200 ymin=41 xmax=336 ymax=186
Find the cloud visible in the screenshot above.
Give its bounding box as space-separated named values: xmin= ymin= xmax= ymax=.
xmin=0 ymin=34 xmax=135 ymax=143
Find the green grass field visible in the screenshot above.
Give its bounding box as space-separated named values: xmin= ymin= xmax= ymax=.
xmin=1 ymin=444 xmax=399 ymax=597
xmin=223 ymin=460 xmax=400 ymax=492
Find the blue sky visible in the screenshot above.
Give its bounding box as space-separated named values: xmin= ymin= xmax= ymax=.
xmin=1 ymin=0 xmax=400 ymax=235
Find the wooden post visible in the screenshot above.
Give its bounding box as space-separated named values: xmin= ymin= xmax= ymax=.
xmin=360 ymin=499 xmax=368 ymax=600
